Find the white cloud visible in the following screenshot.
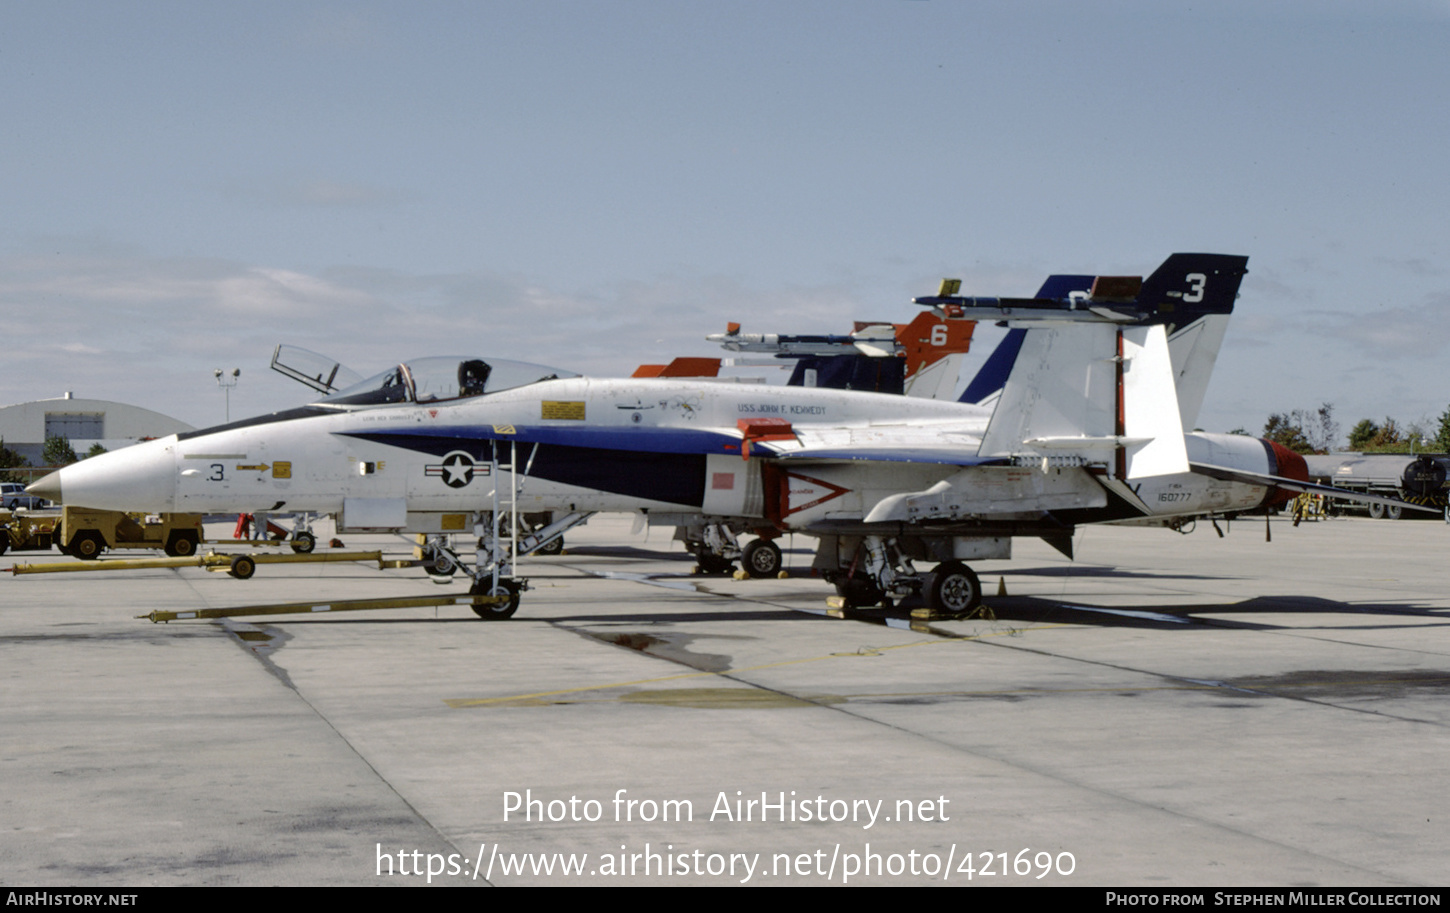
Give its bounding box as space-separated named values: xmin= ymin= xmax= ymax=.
xmin=0 ymin=242 xmax=889 ymax=427
xmin=1305 ymin=293 xmax=1450 ymax=360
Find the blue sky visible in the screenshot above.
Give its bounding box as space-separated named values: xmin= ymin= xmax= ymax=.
xmin=4 ymin=1 xmax=1449 ymax=442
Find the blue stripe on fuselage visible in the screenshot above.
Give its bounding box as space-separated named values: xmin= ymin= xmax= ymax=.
xmin=339 ymin=427 xmax=722 ymax=507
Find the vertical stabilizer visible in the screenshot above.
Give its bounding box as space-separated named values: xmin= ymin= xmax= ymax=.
xmin=978 ymin=324 xmax=1118 ymax=457
xmin=956 ymin=274 xmax=1094 ymax=407
xmin=979 ymin=323 xmax=1188 ymax=479
xmin=1120 ymin=324 xmax=1188 ymax=477
xmin=1135 ymin=253 xmax=1248 ymax=429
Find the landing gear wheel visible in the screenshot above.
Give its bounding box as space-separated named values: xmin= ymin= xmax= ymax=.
xmin=164 ymin=531 xmax=199 ymax=557
xmin=290 ymin=531 xmax=316 ymax=554
xmin=741 ymin=539 xmax=782 ymax=578
xmin=696 ymin=553 xmax=736 ymax=575
xmin=471 ymin=578 xmax=520 ymax=619
xmin=929 ymin=561 xmax=982 ymax=616
xmin=228 ymin=554 xmax=256 ymax=579
xmin=424 ymin=548 xmax=457 ymax=581
xmin=70 ymin=531 xmax=105 ymax=561
xmin=534 ymin=536 xmax=564 ymax=556
xmin=834 ymin=573 xmax=884 ymax=609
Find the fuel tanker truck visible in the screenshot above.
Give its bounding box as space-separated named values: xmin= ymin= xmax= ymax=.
xmin=1303 ymin=453 xmax=1450 ymax=520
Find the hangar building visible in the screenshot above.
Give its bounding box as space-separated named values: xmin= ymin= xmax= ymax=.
xmin=0 ymin=394 xmax=194 ymax=468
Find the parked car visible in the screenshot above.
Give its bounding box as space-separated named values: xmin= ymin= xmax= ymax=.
xmin=0 ymin=481 xmax=50 ymax=511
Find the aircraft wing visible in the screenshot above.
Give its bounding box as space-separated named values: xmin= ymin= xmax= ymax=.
xmin=339 ymin=424 xmax=747 ymax=456
xmin=1189 ymin=462 xmax=1440 ymax=513
xmin=770 ymin=446 xmax=1005 ymax=467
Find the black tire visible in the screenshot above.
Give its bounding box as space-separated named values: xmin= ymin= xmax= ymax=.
xmin=741 ymin=539 xmax=782 ymax=578
xmin=1386 ymin=504 xmax=1403 ymax=521
xmin=290 ymin=531 xmax=317 ymax=554
xmin=164 ymin=531 xmax=199 ymax=557
xmin=834 ymin=573 xmax=883 ymax=608
xmin=696 ymin=553 xmax=735 ymax=575
xmin=228 ymin=554 xmax=256 ymax=580
xmin=0 ymin=534 xmax=8 ymax=556
xmin=929 ymin=561 xmax=982 ymax=616
xmin=471 ymin=578 xmax=520 ymax=619
xmin=1368 ymin=502 xmax=1386 ymax=520
xmin=533 ymin=536 xmax=564 ymax=556
xmin=70 ymin=531 xmax=106 ymax=561
xmin=425 ymin=549 xmax=457 ymax=580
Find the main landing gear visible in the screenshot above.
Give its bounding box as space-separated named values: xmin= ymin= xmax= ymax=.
xmin=686 ymin=520 xmax=782 ymax=578
xmin=740 ymin=538 xmax=783 ymax=578
xmin=823 ymin=536 xmax=983 ymax=617
xmin=926 ymin=561 xmax=982 ymax=616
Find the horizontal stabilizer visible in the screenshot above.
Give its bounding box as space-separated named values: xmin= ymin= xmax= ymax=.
xmin=1189 ymin=463 xmax=1439 ymax=513
xmin=1039 ymin=530 xmax=1074 ymax=559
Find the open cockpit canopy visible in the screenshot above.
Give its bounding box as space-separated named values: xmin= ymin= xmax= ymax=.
xmin=318 ymin=357 xmax=576 ymax=407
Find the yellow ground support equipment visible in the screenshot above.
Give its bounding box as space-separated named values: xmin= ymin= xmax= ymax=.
xmin=56 ymin=507 xmax=205 ymax=559
xmin=9 ymin=549 xmax=384 ymax=579
xmin=141 ymin=591 xmax=511 ymax=623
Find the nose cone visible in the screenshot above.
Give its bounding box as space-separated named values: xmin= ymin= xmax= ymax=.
xmin=29 ymin=437 xmax=178 ymax=511
xmin=26 ymin=471 xmax=63 ymax=502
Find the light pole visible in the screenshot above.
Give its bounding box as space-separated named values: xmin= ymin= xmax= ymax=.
xmin=214 ymin=368 xmax=240 ymax=422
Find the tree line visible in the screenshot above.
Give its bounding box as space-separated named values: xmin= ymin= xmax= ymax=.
xmin=1251 ymin=404 xmax=1450 ymax=455
xmin=0 ymin=436 xmax=107 ymax=484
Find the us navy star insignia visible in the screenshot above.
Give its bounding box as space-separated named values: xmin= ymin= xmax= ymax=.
xmin=425 ymin=451 xmax=489 ymax=488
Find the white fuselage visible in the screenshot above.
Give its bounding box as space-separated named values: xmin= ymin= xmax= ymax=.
xmin=45 ymin=376 xmax=1284 ymax=537
xmin=49 ymin=379 xmax=981 ymax=522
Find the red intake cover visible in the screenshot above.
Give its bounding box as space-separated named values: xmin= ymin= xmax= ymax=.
xmin=1266 ymin=441 xmax=1309 ymax=507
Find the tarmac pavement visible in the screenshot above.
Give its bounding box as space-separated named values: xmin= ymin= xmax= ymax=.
xmin=2 ymin=512 xmax=1447 ymax=886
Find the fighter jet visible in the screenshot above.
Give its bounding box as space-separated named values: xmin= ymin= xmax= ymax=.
xmin=634 ymin=310 xmax=976 ymax=400
xmin=29 ymin=253 xmax=1416 ymax=618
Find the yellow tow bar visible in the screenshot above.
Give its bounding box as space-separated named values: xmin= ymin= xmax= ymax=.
xmin=9 ymin=550 xmax=384 ymax=577
xmin=141 ymin=592 xmax=507 ymax=623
